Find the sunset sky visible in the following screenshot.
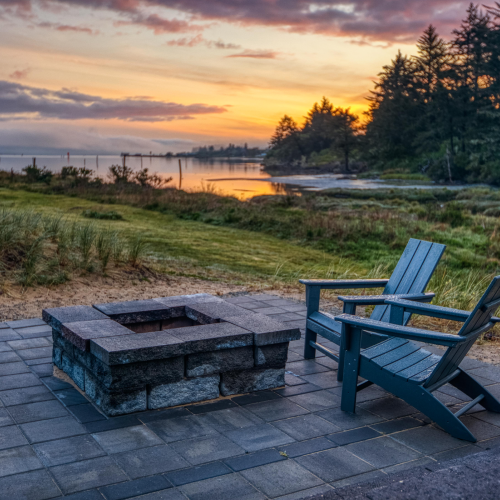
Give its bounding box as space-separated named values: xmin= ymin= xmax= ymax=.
xmin=0 ymin=0 xmax=474 ymax=154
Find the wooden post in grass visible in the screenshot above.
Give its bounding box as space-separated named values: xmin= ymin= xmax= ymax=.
xmin=178 ymin=159 xmax=183 ymax=189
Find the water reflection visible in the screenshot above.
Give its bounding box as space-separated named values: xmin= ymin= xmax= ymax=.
xmin=0 ymin=155 xmax=283 ymax=200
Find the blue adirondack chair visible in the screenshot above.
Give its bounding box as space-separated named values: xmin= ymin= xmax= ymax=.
xmin=300 ymin=239 xmax=445 ymax=381
xmin=335 ymin=276 xmax=500 ymax=442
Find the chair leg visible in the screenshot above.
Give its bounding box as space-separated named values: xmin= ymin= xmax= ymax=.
xmin=337 ymin=303 xmax=356 ymax=382
xmin=304 ymin=286 xmax=320 ymax=359
xmin=303 ymin=327 xmax=317 ymax=359
xmin=337 ymin=331 xmax=345 ymax=382
xmin=364 ymin=369 xmax=477 ymax=442
xmin=390 ymin=384 xmax=477 ymax=442
xmin=414 ymin=388 xmax=476 ymax=442
xmin=450 ymin=370 xmax=500 ymax=413
xmin=340 ymin=326 xmax=361 ymax=413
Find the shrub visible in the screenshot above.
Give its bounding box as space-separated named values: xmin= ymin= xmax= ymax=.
xmin=428 ymin=202 xmax=470 ymax=227
xmin=61 ymin=166 xmax=94 ymax=183
xmin=134 ymin=168 xmax=172 ymax=188
xmin=22 ymin=165 xmax=53 ymax=184
xmin=82 ymin=210 xmax=123 ymax=220
xmin=108 ymin=164 xmax=134 ymax=184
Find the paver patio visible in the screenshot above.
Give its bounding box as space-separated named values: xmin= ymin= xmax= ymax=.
xmin=1 ymin=294 xmax=500 ymax=499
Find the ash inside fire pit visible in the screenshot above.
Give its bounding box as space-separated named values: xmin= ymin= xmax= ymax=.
xmin=43 ymin=294 xmax=300 ymax=416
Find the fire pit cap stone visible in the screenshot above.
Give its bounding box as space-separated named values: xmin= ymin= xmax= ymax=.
xmin=185 ymin=301 xmax=250 ymax=323
xmin=93 ymin=299 xmax=176 ymax=324
xmin=61 ymin=319 xmax=134 ymax=352
xmin=93 ymin=294 xmax=226 ymax=324
xmin=224 ymin=313 xmax=301 ymax=346
xmin=153 ymin=294 xmax=224 ymax=306
xmin=43 ymin=305 xmax=108 ymax=331
xmin=90 ymin=322 xmax=252 ymax=365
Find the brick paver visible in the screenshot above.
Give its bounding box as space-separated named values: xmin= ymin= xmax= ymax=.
xmin=0 ymin=293 xmax=499 ymax=499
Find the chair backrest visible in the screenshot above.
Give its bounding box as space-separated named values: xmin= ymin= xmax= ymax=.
xmin=370 ymin=239 xmax=446 ymax=325
xmin=424 ymin=275 xmax=500 ymax=388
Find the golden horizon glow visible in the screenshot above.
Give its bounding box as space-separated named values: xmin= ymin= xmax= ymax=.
xmin=0 ymin=1 xmax=461 ymax=153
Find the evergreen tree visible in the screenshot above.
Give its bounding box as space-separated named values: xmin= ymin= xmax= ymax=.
xmin=331 ymin=107 xmax=359 ymax=171
xmin=451 ymin=4 xmax=493 ymax=155
xmin=365 ymin=51 xmax=418 ymax=159
xmin=302 ymin=97 xmax=336 ymax=154
xmin=268 ymin=115 xmax=303 ymax=163
xmin=414 ymin=25 xmax=450 ymax=103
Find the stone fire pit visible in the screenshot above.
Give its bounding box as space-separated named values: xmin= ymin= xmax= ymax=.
xmin=43 ymin=294 xmax=300 ymax=416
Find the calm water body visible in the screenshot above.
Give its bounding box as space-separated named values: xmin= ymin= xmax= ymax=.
xmin=0 ymin=154 xmax=474 ymax=198
xmin=0 ymin=155 xmax=282 ymax=199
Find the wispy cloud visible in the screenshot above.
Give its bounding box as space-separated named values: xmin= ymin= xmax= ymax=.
xmin=0 ymin=80 xmax=228 ymax=122
xmin=167 ymin=35 xmax=241 ymax=49
xmin=36 ymin=21 xmax=98 ymax=34
xmin=115 ymin=13 xmax=203 ymax=34
xmin=167 ymin=34 xmax=204 ymax=46
xmin=209 ymin=40 xmax=241 ymax=50
xmin=9 ymin=67 xmax=31 ymax=80
xmin=226 ymin=50 xmax=279 ymax=59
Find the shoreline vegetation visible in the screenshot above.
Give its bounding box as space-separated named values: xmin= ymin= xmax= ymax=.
xmin=264 ymin=3 xmax=500 ymax=187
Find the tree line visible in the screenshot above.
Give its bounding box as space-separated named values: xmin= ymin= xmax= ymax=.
xmin=266 ymin=3 xmax=500 ymax=184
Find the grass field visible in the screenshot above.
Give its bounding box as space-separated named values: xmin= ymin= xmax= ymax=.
xmin=0 ymin=188 xmax=368 ymax=288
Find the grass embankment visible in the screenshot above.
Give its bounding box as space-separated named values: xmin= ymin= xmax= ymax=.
xmin=0 ymin=189 xmax=362 ymax=290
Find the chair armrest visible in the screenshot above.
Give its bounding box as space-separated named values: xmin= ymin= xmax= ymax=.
xmin=338 ymin=292 xmax=434 ymax=306
xmin=384 ymin=299 xmax=470 ymax=322
xmin=334 ymin=314 xmax=467 ymax=347
xmin=299 ymin=279 xmax=389 ymax=290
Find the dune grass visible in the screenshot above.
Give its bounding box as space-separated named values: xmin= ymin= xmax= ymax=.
xmin=0 ymin=189 xmax=365 ymax=288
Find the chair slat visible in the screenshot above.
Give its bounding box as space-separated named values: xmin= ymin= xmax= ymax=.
xmin=382 ymin=239 xmax=421 ymax=295
xmin=384 ymin=349 xmax=432 ymax=374
xmin=374 ymin=242 xmax=444 ymax=324
xmin=393 ymin=240 xmax=433 ymax=295
xmin=398 ymin=353 xmax=442 ymax=380
xmin=362 ymin=338 xmax=407 ymax=360
xmin=405 ymin=243 xmax=446 ymax=293
xmin=426 ymin=338 xmax=475 ymax=387
xmin=371 ymin=342 xmax=421 ymax=367
xmin=376 ymin=241 xmax=431 ymax=323
xmin=410 ymin=362 xmax=440 ymax=383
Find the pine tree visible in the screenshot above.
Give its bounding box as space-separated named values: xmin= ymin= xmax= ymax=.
xmin=268 ymin=115 xmax=303 ymax=163
xmin=331 ymin=107 xmax=359 ymax=171
xmin=302 ymin=97 xmax=336 ymax=154
xmin=412 ymin=25 xmax=455 ymax=158
xmin=414 ymin=25 xmax=450 ymax=103
xmin=365 ymin=51 xmax=418 ymax=159
xmin=451 ymin=4 xmax=493 ymax=155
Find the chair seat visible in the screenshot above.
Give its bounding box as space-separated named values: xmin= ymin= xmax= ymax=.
xmin=361 ymin=338 xmax=441 ymax=384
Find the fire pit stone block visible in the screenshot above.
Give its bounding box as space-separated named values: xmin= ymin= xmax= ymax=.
xmin=44 ymin=294 xmax=300 ymax=416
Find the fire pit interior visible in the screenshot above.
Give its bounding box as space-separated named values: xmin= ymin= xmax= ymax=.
xmin=43 ymin=294 xmax=301 ymax=416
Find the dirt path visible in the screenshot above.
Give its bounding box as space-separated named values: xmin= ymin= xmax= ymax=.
xmin=2 ymin=272 xmax=499 ymax=365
